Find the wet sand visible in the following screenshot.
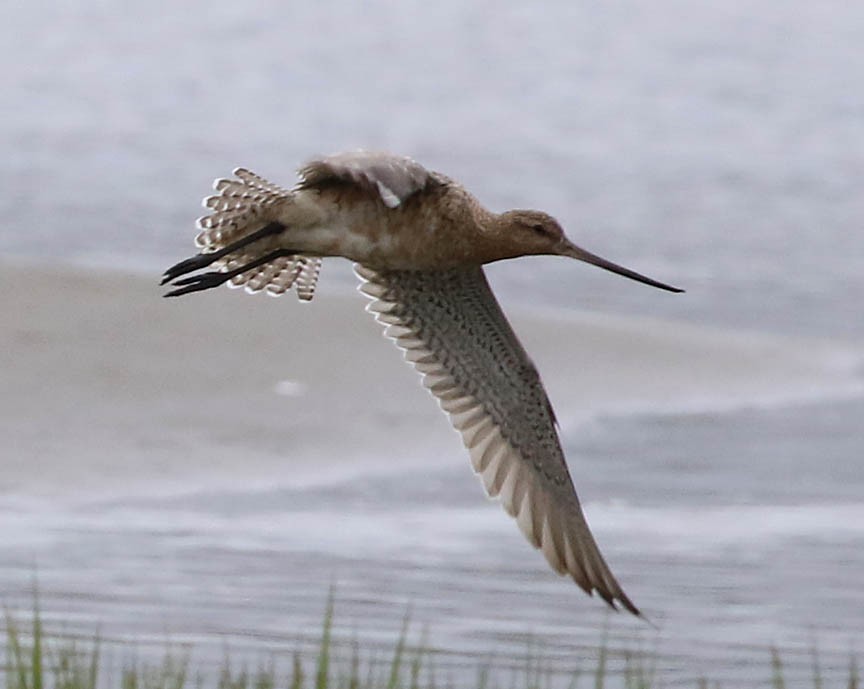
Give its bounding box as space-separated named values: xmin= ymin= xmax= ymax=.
xmin=2 ymin=259 xmax=859 ymax=499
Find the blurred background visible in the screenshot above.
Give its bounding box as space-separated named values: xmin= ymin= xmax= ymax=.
xmin=1 ymin=1 xmax=862 ymax=687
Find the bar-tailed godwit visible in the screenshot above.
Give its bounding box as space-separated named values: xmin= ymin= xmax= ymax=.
xmin=162 ymin=151 xmax=683 ymax=617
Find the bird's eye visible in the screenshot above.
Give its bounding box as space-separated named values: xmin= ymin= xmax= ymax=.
xmin=531 ymin=223 xmax=548 ymax=236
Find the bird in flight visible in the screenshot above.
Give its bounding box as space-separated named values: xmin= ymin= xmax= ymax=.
xmin=162 ymin=151 xmax=683 ymax=617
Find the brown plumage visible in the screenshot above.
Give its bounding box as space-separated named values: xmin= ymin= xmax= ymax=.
xmin=162 ymin=151 xmax=684 ymax=616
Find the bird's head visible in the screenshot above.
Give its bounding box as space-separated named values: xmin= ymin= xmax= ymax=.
xmin=498 ymin=209 xmax=684 ymax=293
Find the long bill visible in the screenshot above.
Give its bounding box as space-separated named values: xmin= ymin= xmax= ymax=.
xmin=562 ymin=241 xmax=684 ymax=293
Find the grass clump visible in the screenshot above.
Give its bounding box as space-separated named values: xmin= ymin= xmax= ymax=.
xmin=1 ymin=600 xmax=860 ymax=689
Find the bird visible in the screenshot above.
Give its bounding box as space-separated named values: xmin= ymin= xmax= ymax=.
xmin=162 ymin=151 xmax=683 ymax=617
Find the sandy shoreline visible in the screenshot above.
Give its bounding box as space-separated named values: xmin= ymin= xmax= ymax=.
xmin=2 ymin=259 xmax=861 ymax=499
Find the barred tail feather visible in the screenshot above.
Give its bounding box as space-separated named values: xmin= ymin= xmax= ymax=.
xmin=228 ymin=254 xmax=323 ymax=299
xmin=194 ymin=168 xmax=323 ymax=301
xmin=295 ymin=257 xmax=323 ymax=301
xmin=195 ymin=167 xmax=291 ymax=250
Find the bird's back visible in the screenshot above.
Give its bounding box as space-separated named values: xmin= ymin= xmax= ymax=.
xmin=296 ymin=151 xmax=439 ymax=209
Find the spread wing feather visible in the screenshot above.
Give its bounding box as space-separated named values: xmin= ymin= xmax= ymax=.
xmin=356 ymin=264 xmax=639 ymax=615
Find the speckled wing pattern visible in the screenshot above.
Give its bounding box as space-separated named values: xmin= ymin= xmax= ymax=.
xmin=356 ymin=264 xmax=639 ymax=615
xmin=195 ymin=168 xmax=322 ymax=300
xmin=297 ymin=151 xmax=436 ymax=208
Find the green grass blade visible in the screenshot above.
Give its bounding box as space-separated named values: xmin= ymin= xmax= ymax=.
xmin=770 ymin=647 xmax=785 ymax=689
xmin=290 ymin=651 xmax=304 ymax=689
xmin=316 ymin=592 xmax=334 ymax=689
xmin=6 ymin=610 xmax=29 ymax=689
xmin=30 ymin=598 xmax=42 ymax=689
xmin=348 ymin=639 xmax=359 ymax=689
xmin=409 ymin=626 xmax=427 ymax=689
xmin=594 ymin=621 xmax=609 ymax=689
xmin=88 ymin=632 xmax=102 ymax=689
xmin=387 ymin=608 xmax=411 ymax=689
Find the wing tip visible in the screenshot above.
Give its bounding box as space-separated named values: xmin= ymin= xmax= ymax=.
xmin=587 ymin=584 xmax=644 ymax=620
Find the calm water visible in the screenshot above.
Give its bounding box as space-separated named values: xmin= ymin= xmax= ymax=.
xmin=2 ymin=1 xmax=863 ymax=686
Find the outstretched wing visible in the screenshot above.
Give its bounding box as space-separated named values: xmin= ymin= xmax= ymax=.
xmin=297 ymin=151 xmax=439 ymax=208
xmin=356 ymin=265 xmax=639 ymax=615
